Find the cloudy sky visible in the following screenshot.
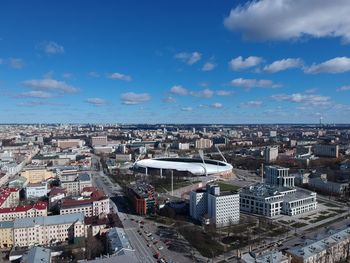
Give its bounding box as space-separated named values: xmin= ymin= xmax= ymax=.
xmin=1 ymin=0 xmax=350 ymax=124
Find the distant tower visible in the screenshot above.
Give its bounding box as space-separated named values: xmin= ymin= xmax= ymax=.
xmin=319 ymin=116 xmax=323 ymax=126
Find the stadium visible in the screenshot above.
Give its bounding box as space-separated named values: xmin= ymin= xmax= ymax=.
xmin=134 ymin=157 xmax=233 ymax=177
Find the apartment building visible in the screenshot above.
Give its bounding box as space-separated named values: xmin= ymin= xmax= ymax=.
xmin=13 ymin=213 xmax=85 ymax=247
xmin=314 ymin=144 xmax=339 ymax=158
xmin=195 ymin=138 xmax=213 ymax=149
xmin=60 ymin=190 xmax=110 ymax=217
xmin=190 ymin=184 xmax=240 ymax=227
xmin=287 ymin=227 xmax=350 ymax=263
xmin=0 ymin=221 xmax=14 ymax=248
xmin=60 ymin=173 xmax=92 ymax=196
xmin=264 ymin=146 xmax=278 ymax=163
xmin=0 ymin=201 xmax=47 ymax=222
xmin=25 ymin=182 xmax=48 ymax=199
xmin=126 ymin=183 xmax=156 ymax=215
xmin=0 ymin=188 xmax=20 ymax=208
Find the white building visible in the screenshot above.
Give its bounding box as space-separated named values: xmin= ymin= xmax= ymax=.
xmin=265 ymin=166 xmax=295 ymax=188
xmin=177 ymin=143 xmax=190 ymax=150
xmin=264 ymin=146 xmax=278 ymax=163
xmin=25 ymin=182 xmax=48 ymax=199
xmin=91 ymin=136 xmax=108 ymax=147
xmin=190 ymin=184 xmax=239 ymax=227
xmin=195 ymin=138 xmax=213 ymax=149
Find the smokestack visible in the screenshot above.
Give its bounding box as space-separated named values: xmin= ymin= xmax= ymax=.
xmin=261 ymin=163 xmax=264 ymax=183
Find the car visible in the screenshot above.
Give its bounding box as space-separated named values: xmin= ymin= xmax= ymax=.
xmin=140 ymin=221 xmax=145 ymax=224
xmin=153 ymin=241 xmax=158 ymax=245
xmin=158 ymin=246 xmax=164 ymax=250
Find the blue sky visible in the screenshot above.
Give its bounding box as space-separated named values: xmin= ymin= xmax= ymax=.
xmin=1 ymin=0 xmax=350 ymax=124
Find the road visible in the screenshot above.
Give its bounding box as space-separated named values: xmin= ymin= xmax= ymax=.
xmin=90 ymin=158 xmax=156 ymax=263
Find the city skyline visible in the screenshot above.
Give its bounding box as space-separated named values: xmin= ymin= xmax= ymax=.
xmin=1 ymin=0 xmax=350 ymax=124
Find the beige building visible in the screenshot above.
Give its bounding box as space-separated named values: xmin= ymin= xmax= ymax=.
xmin=0 ymin=221 xmax=14 ymax=248
xmin=13 ymin=213 xmax=85 ymax=247
xmin=0 ymin=201 xmax=47 ymax=222
xmin=57 ymin=139 xmax=84 ymax=150
xmin=21 ymin=168 xmax=54 ymax=184
xmin=195 ymin=138 xmax=213 ymax=149
xmin=60 ymin=191 xmax=110 ymax=217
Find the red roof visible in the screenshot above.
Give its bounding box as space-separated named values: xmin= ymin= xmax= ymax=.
xmin=0 ymin=188 xmax=20 ymax=207
xmin=61 ymin=190 xmax=107 ymax=208
xmin=49 ymin=187 xmax=66 ymax=197
xmin=0 ymin=201 xmax=47 ymax=214
xmin=82 ymin=186 xmax=98 ymax=193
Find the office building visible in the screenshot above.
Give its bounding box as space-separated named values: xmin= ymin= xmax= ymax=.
xmin=314 ymin=144 xmax=339 ymax=158
xmin=265 ymin=166 xmax=294 ymax=188
xmin=190 ymin=184 xmax=240 ymax=227
xmin=264 ymin=146 xmax=278 ymax=163
xmin=126 ymin=183 xmax=156 ymax=215
xmin=240 ymin=184 xmax=317 ymax=217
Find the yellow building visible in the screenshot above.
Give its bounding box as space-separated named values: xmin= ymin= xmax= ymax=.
xmin=0 ymin=221 xmax=14 ymax=248
xmin=21 ymin=168 xmax=53 ymax=183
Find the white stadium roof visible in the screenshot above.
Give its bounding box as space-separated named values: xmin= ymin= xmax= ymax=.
xmin=134 ymin=157 xmax=232 ymax=176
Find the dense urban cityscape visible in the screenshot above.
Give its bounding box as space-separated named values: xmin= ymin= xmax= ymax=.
xmin=2 ymin=0 xmax=350 ymax=262
xmin=0 ymin=123 xmax=349 ymax=262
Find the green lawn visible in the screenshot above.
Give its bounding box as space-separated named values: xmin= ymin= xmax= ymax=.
xmin=217 ymin=182 xmax=240 ymax=192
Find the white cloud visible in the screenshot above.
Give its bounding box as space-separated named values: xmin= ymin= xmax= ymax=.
xmin=216 ymin=90 xmax=233 ymax=96
xmin=85 ymin=98 xmax=107 ymax=106
xmin=162 ymin=96 xmax=176 ymax=103
xmin=202 ymin=62 xmax=216 ymax=71
xmin=22 ymin=78 xmax=79 ymax=93
xmin=43 ymin=41 xmax=64 ymax=54
xmin=229 ymin=56 xmax=263 ymax=70
xmin=240 ymin=100 xmax=263 ymax=108
xmin=181 ymin=107 xmax=193 ymax=112
xmin=109 ymin=72 xmax=132 ymax=81
xmin=211 ymin=102 xmax=223 ymax=109
xmin=88 ymin=71 xmax=100 ymax=78
xmin=224 ymin=0 xmax=350 ymax=42
xmin=170 ymin=85 xmax=189 ymax=96
xmin=62 ymin=72 xmax=73 ymax=79
xmin=337 ymin=85 xmax=350 ymax=92
xmin=263 ymin=58 xmax=303 ymax=73
xmin=271 ymin=93 xmax=331 ymax=106
xmin=231 ymin=78 xmax=282 ymax=89
xmin=121 ymin=92 xmax=151 ymax=105
xmin=305 ymin=57 xmax=350 ymax=74
xmin=190 ymin=88 xmax=214 ymax=98
xmin=8 ymin=58 xmax=24 ymax=69
xmin=175 ymin=52 xmax=201 ymax=65
xmin=17 ymin=90 xmax=53 ymax=98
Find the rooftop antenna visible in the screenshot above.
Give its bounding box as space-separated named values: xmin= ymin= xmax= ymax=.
xmin=198 ymin=150 xmax=207 ymax=176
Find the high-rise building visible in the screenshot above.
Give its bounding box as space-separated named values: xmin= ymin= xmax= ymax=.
xmin=264 ymin=146 xmax=278 ymax=163
xmin=190 ymin=184 xmax=239 ymax=227
xmin=195 ymin=138 xmax=213 ymax=149
xmin=265 ymin=165 xmax=294 ymax=188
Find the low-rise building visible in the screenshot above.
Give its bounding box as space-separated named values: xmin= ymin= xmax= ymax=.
xmin=13 ymin=213 xmax=85 ymax=247
xmin=21 ymin=246 xmax=52 ymax=263
xmin=240 ymin=184 xmax=317 ymax=217
xmin=60 ymin=173 xmax=92 ymax=196
xmin=60 ymin=190 xmax=110 ymax=217
xmin=25 ymin=182 xmax=48 ymax=199
xmin=0 ymin=201 xmax=47 ymax=222
xmin=107 ymin=227 xmax=134 ymax=255
xmin=308 ymin=177 xmax=349 ymax=196
xmin=241 ymin=251 xmax=289 ymax=263
xmin=287 ymin=227 xmax=350 ymax=263
xmin=21 ymin=167 xmax=54 ymax=184
xmin=0 ymin=188 xmax=20 ymax=208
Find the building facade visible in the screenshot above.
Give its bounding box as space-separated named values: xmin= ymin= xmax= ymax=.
xmin=13 ymin=213 xmax=85 ymax=247
xmin=0 ymin=201 xmax=47 ymax=222
xmin=314 ymin=144 xmax=339 ymax=158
